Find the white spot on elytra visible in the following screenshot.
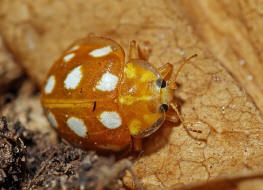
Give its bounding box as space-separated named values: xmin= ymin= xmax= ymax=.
xmin=64 ymin=65 xmax=82 ymax=89
xmin=96 ymin=72 xmax=118 ymax=91
xmin=67 ymin=117 xmax=87 ymax=137
xmin=45 ymin=75 xmax=55 ymax=94
xmin=98 ymin=111 xmax=122 ymax=129
xmin=71 ymin=45 xmax=79 ymax=51
xmin=89 ymin=46 xmax=112 ymax=57
xmin=63 ymin=53 xmax=75 ymax=62
xmin=47 ymin=112 xmax=58 ymax=128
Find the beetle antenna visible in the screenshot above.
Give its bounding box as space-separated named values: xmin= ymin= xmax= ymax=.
xmin=170 ymin=102 xmax=207 ymax=142
xmin=174 ymin=54 xmax=197 ymax=83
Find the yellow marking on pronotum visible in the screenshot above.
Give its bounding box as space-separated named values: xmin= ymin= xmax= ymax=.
xmin=140 ymin=70 xmax=157 ymax=82
xmin=119 ymin=95 xmax=153 ymax=105
xmin=129 ymin=119 xmax=142 ymax=135
xmin=124 ymin=63 xmax=136 ymax=78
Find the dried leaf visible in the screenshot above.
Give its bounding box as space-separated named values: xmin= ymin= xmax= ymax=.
xmin=179 ymin=172 xmax=263 ymax=190
xmin=177 ymin=0 xmax=263 ymax=114
xmin=1 ymin=1 xmax=263 ymax=189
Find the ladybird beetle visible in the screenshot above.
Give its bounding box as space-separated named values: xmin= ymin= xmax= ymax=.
xmin=41 ymin=36 xmax=196 ymax=153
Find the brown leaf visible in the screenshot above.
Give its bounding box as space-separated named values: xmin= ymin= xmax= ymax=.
xmin=177 ymin=0 xmax=263 ymax=114
xmin=1 ymin=0 xmax=263 ymax=189
xmin=179 ymin=172 xmax=263 ymax=190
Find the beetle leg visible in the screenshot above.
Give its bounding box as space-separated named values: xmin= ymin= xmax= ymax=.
xmin=129 ymin=40 xmax=152 ymax=61
xmin=138 ymin=41 xmax=152 ymax=61
xmin=116 ymin=139 xmax=134 ymax=159
xmin=164 ymin=101 xmax=180 ymax=123
xmin=132 ymin=137 xmax=142 ymax=152
xmin=165 ymin=106 xmax=180 ymax=123
xmin=157 ymin=63 xmax=173 ymax=81
xmin=129 ymin=40 xmax=139 ymax=60
xmin=158 ymin=63 xmax=178 ymax=90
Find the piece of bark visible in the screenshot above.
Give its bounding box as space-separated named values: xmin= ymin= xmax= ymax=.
xmin=1 ymin=1 xmax=263 ymax=189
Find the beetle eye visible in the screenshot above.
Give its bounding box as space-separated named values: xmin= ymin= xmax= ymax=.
xmin=156 ymin=79 xmax=166 ymax=88
xmin=160 ymin=104 xmax=168 ymax=112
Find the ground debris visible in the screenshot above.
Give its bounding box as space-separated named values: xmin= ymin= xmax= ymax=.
xmin=0 ymin=116 xmax=130 ymax=190
xmin=24 ymin=129 xmax=129 ymax=190
xmin=0 ymin=116 xmax=26 ymax=189
xmin=45 ymin=153 xmax=130 ymax=190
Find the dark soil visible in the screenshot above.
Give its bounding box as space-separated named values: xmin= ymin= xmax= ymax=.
xmin=0 ymin=117 xmax=131 ymax=190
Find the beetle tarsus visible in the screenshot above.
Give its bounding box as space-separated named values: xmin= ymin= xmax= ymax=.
xmin=129 ymin=40 xmax=139 ymax=60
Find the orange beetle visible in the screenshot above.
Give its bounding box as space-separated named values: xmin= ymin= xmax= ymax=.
xmin=41 ymin=36 xmax=196 ymax=153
